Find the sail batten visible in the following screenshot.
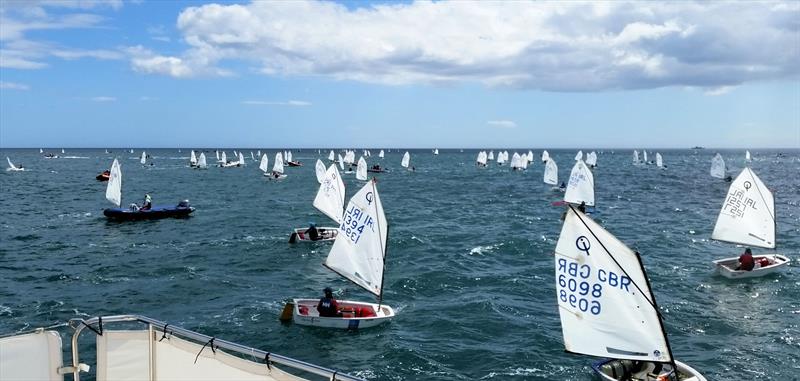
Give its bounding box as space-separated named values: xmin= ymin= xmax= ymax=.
xmin=711 ymin=167 xmax=775 ymax=248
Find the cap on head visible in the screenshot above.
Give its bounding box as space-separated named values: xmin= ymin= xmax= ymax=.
xmin=323 ymin=287 xmax=333 ymax=295
xmin=745 ymin=248 xmax=752 ymax=254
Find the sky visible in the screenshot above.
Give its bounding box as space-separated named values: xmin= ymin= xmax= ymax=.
xmin=0 ymin=0 xmax=798 ymax=149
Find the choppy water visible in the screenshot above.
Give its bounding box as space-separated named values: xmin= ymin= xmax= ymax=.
xmin=1 ymin=148 xmax=799 ymax=380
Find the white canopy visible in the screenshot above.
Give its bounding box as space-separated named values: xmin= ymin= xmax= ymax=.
xmin=259 ymin=154 xmax=270 ymax=173
xmin=710 ymin=153 xmax=726 ymax=179
xmin=356 ymin=157 xmax=368 ymax=181
xmin=401 ymin=152 xmax=410 ymax=168
xmin=564 ymin=160 xmax=595 ymax=206
xmin=325 ymin=180 xmax=388 ymax=297
xmin=0 ymin=331 xmax=63 ymax=381
xmin=315 ymin=159 xmax=326 ymax=183
xmin=198 ymin=152 xmax=207 ymax=168
xmin=314 ymin=165 xmax=346 ymax=224
xmin=711 ymin=167 xmax=775 ymax=249
xmin=273 ymin=152 xmax=284 ymax=174
xmin=544 ymin=159 xmax=558 ymax=185
xmin=555 ymin=207 xmax=671 ymax=363
xmin=106 ymin=158 xmax=122 ymax=206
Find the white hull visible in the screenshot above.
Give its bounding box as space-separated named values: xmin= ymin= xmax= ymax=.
xmin=6 ymin=167 xmax=24 ymax=171
xmin=713 ymin=254 xmax=789 ymax=279
xmin=594 ymin=359 xmax=706 ymax=381
xmin=264 ymin=173 xmax=287 ymax=180
xmin=289 ymin=299 xmax=394 ymax=329
xmin=289 ymin=227 xmax=338 ymax=243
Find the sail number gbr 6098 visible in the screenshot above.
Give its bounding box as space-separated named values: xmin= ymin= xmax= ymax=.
xmin=556 ymin=258 xmax=633 ymax=316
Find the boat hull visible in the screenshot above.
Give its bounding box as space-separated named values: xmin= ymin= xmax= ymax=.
xmin=103 ymin=205 xmax=195 ymax=221
xmin=286 ymin=161 xmax=302 ymax=167
xmin=713 ymin=254 xmax=789 ymax=279
xmin=289 ymin=299 xmax=394 ymax=330
xmin=288 ymin=227 xmax=338 ymax=243
xmin=96 ymin=174 xmax=109 ymax=181
xmin=592 ymin=358 xmax=707 ymax=381
xmin=264 ymin=173 xmax=287 ymax=180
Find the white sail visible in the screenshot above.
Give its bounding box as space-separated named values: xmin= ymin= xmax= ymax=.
xmin=6 ymin=157 xmax=22 ymax=171
xmin=656 ymin=153 xmax=663 ymax=168
xmin=586 ymin=152 xmax=597 ymax=167
xmin=325 ymin=180 xmax=387 ymax=297
xmin=39 ymin=148 xmax=43 ymax=153
xmin=344 ymin=150 xmax=355 ymax=165
xmin=510 ymin=152 xmax=523 ymax=169
xmin=197 ymin=152 xmax=207 ymax=168
xmin=745 ymin=150 xmax=751 ymax=162
xmin=105 ymin=149 xmax=109 ymax=154
xmin=129 ymin=149 xmax=133 ymax=154
xmin=257 ymin=150 xmax=261 ymax=158
xmin=286 ymin=151 xmax=292 ymax=163
xmin=356 ymin=157 xmax=368 ymax=181
xmin=574 ymin=150 xmax=583 ymax=161
xmin=401 ymin=152 xmax=410 ymax=168
xmin=273 ymin=152 xmax=284 ymax=174
xmin=315 ymin=159 xmax=327 ymax=184
xmin=238 ymin=152 xmax=245 ymax=165
xmin=633 ymin=150 xmax=640 ymax=164
xmin=564 ymin=160 xmax=595 ymax=206
xmin=643 ymin=150 xmax=648 ymax=163
xmin=544 ymin=159 xmax=558 ymax=185
xmin=338 ymin=154 xmax=345 ymax=170
xmin=488 ymin=150 xmax=495 ymax=161
xmin=328 ymin=150 xmax=335 ymax=161
xmin=105 ymin=159 xmax=122 ymax=207
xmin=62 ymin=148 xmax=65 ymax=154
xmin=541 ymin=150 xmax=549 ymax=163
xmin=250 ymin=151 xmax=255 ymax=161
xmin=555 ymin=207 xmax=671 ymax=362
xmin=527 ymin=150 xmax=534 ymax=163
xmin=497 ymin=151 xmax=505 ymax=164
xmin=476 ymin=151 xmax=487 ymax=165
xmin=215 ymin=150 xmax=220 ymax=161
xmin=711 ymin=167 xmax=775 ymax=248
xmin=710 ymin=153 xmax=726 ymax=179
xmin=314 ymin=165 xmax=346 ymax=224
xmin=259 ymin=153 xmax=269 ymax=173
xmin=521 ymin=155 xmax=528 ymax=169
xmin=221 ymin=151 xmax=227 ymax=164
xmin=233 ymin=150 xmax=238 ymax=157
xmin=379 ymin=150 xmax=385 ymax=158
xmin=140 ymin=151 xmax=146 ymax=165
xmin=190 ymin=150 xmax=197 ymax=166
xmin=434 ymin=149 xmax=439 ymax=155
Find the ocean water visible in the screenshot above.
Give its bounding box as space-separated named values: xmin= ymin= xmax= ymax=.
xmin=0 ymin=148 xmax=798 ymax=380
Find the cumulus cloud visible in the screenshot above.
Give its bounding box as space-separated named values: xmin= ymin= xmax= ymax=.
xmin=488 ymin=120 xmax=517 ymax=128
xmin=242 ymin=100 xmax=311 ymax=106
xmin=136 ymin=0 xmax=798 ymax=92
xmin=0 ymin=81 xmax=30 ymax=90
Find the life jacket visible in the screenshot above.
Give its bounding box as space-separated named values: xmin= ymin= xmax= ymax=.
xmin=739 ymin=253 xmax=755 ymax=271
xmin=317 ymin=297 xmax=339 ymax=317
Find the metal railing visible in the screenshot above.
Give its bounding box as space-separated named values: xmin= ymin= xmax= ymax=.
xmin=68 ymin=314 xmax=365 ymax=381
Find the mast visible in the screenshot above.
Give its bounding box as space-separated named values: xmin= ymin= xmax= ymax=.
xmin=634 ymin=250 xmax=679 ymax=378
xmin=373 ymin=179 xmax=388 ymax=309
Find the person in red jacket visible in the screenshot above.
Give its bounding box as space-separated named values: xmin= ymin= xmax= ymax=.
xmin=736 ymin=248 xmax=755 ymax=271
xmin=317 ymin=287 xmax=342 ymax=317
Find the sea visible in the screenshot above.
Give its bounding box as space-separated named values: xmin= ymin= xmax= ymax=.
xmin=0 ymin=148 xmax=798 ymax=380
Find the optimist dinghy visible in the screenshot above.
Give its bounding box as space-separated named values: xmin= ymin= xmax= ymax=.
xmin=282 ymin=179 xmax=395 ymax=329
xmin=266 ymin=152 xmax=287 ymax=180
xmin=288 ymin=164 xmax=344 ymax=244
xmin=6 ymin=157 xmax=24 ymax=171
xmin=710 ymin=167 xmax=789 ymax=278
xmin=556 ymin=206 xmax=706 ymax=381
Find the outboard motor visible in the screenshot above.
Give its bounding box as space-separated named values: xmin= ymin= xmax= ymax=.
xmin=177 ymin=200 xmax=191 ymax=208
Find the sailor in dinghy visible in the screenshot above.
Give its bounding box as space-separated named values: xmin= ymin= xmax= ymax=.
xmin=102 ymin=158 xmax=195 ymax=221
xmin=282 ymin=178 xmax=395 ymax=329
xmin=288 ymin=164 xmax=343 ymax=244
xmin=555 ymin=206 xmax=707 ymax=381
xmin=710 ymin=167 xmax=789 ymax=278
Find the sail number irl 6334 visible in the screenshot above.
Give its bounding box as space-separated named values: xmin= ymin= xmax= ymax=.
xmin=556 ymin=258 xmax=603 ymax=316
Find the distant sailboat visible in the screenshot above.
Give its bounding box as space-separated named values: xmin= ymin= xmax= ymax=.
xmin=656 ymin=153 xmax=664 ymax=169
xmin=378 ymin=150 xmax=385 ymax=159
xmin=710 ymin=153 xmax=726 ymax=179
xmin=574 ymin=150 xmax=583 ymax=161
xmin=544 ymin=159 xmax=559 ymax=188
xmin=39 ymin=148 xmax=43 ymax=154
xmin=315 ymin=159 xmax=327 ymax=184
xmin=401 ymin=151 xmax=411 ymax=170
xmin=140 ymin=151 xmax=147 ymax=165
xmin=62 ymin=148 xmax=65 ymax=154
xmin=105 ymin=159 xmax=122 ymax=207
xmin=196 ymin=152 xmax=208 ymax=169
xmin=328 ymin=150 xmax=335 ymax=161
xmin=510 ymin=152 xmax=525 ymax=171
xmin=745 ymin=150 xmax=751 ymax=162
xmin=541 ymin=150 xmax=549 ymax=163
xmin=586 ymin=151 xmax=597 ymax=168
xmin=564 ymin=160 xmax=595 ymax=207
xmin=488 ymin=150 xmax=495 ymax=161
xmin=190 ymin=150 xmax=198 ymax=167
xmin=356 ymin=157 xmax=368 ymax=181
xmin=476 ymin=151 xmax=488 ymax=167
xmin=259 ymin=153 xmax=269 ymax=175
xmin=103 ymin=158 xmax=195 ymax=220
xmin=6 ymin=157 xmax=24 ymax=171
xmin=632 ymin=150 xmax=641 ymax=165
xmin=433 ymin=149 xmax=439 ymax=155
xmin=267 ymin=152 xmax=287 ymax=180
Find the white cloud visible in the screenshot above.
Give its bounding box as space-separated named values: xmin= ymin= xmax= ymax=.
xmin=139 ymin=96 xmax=158 ymax=101
xmin=488 ymin=120 xmax=517 ymax=128
xmin=242 ymin=100 xmax=311 ymax=106
xmin=91 ymin=96 xmax=116 ymax=102
xmin=0 ymin=81 xmax=30 ymax=90
xmin=131 ymin=0 xmax=798 ymax=91
xmin=704 ymin=86 xmax=735 ymax=96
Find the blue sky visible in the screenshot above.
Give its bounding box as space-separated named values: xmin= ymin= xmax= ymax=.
xmin=1 ymin=0 xmax=798 ymax=148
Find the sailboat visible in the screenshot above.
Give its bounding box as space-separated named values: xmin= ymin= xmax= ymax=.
xmin=555 ymin=206 xmax=707 ymax=381
xmin=541 ymin=150 xmax=549 ymax=163
xmin=710 ymin=167 xmax=789 ymax=278
xmin=103 ymin=158 xmax=195 ymax=220
xmin=476 ymin=151 xmax=488 ymax=167
xmin=250 ymin=151 xmax=255 ymax=161
xmin=433 ymin=149 xmax=439 ymax=155
xmin=140 ymin=151 xmax=147 ymax=166
xmin=745 ymin=150 xmax=752 ymax=162
xmin=39 ymin=148 xmax=43 ymax=154
xmin=328 ymin=150 xmax=335 ymax=161
xmin=574 ymin=150 xmax=583 ymax=161
xmin=633 ymin=150 xmax=641 ymax=165
xmin=221 ymin=152 xmax=244 ymax=167
xmin=401 ymin=151 xmax=411 ymax=170
xmin=289 ymin=164 xmax=344 ymax=244
xmin=488 ymin=150 xmax=495 ymax=161
xmin=189 ymin=150 xmax=198 ymax=167
xmin=643 ymin=150 xmax=649 ymax=164
xmin=586 ymin=151 xmax=598 ymax=168
xmin=6 ymin=157 xmax=24 ymax=171
xmin=527 ymin=150 xmax=534 ymax=163
xmin=286 ymin=151 xmax=302 ymax=167
xmin=218 ymin=151 xmax=228 ymax=167
xmin=510 ymin=152 xmax=525 ymax=171
xmin=496 ymin=151 xmax=506 ymax=166
xmin=560 ymin=159 xmax=594 ymax=210
xmin=258 ymin=153 xmax=270 ymax=175
xmin=283 ymin=179 xmax=395 ymax=329
xmin=356 ymin=157 xmax=368 ymax=181
xmin=655 ymin=153 xmax=665 ymax=169
xmin=710 ymin=153 xmax=727 ymax=180
xmin=196 ymin=152 xmax=208 ymax=169
xmin=378 ymin=150 xmax=385 ymax=159
xmin=544 ymin=158 xmax=560 ymax=191
xmin=266 ymin=152 xmax=287 ymax=180
xmin=315 ymin=159 xmax=327 ymax=184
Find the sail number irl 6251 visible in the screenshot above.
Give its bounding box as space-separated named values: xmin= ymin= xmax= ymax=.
xmin=556 ymin=258 xmax=603 ymax=316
